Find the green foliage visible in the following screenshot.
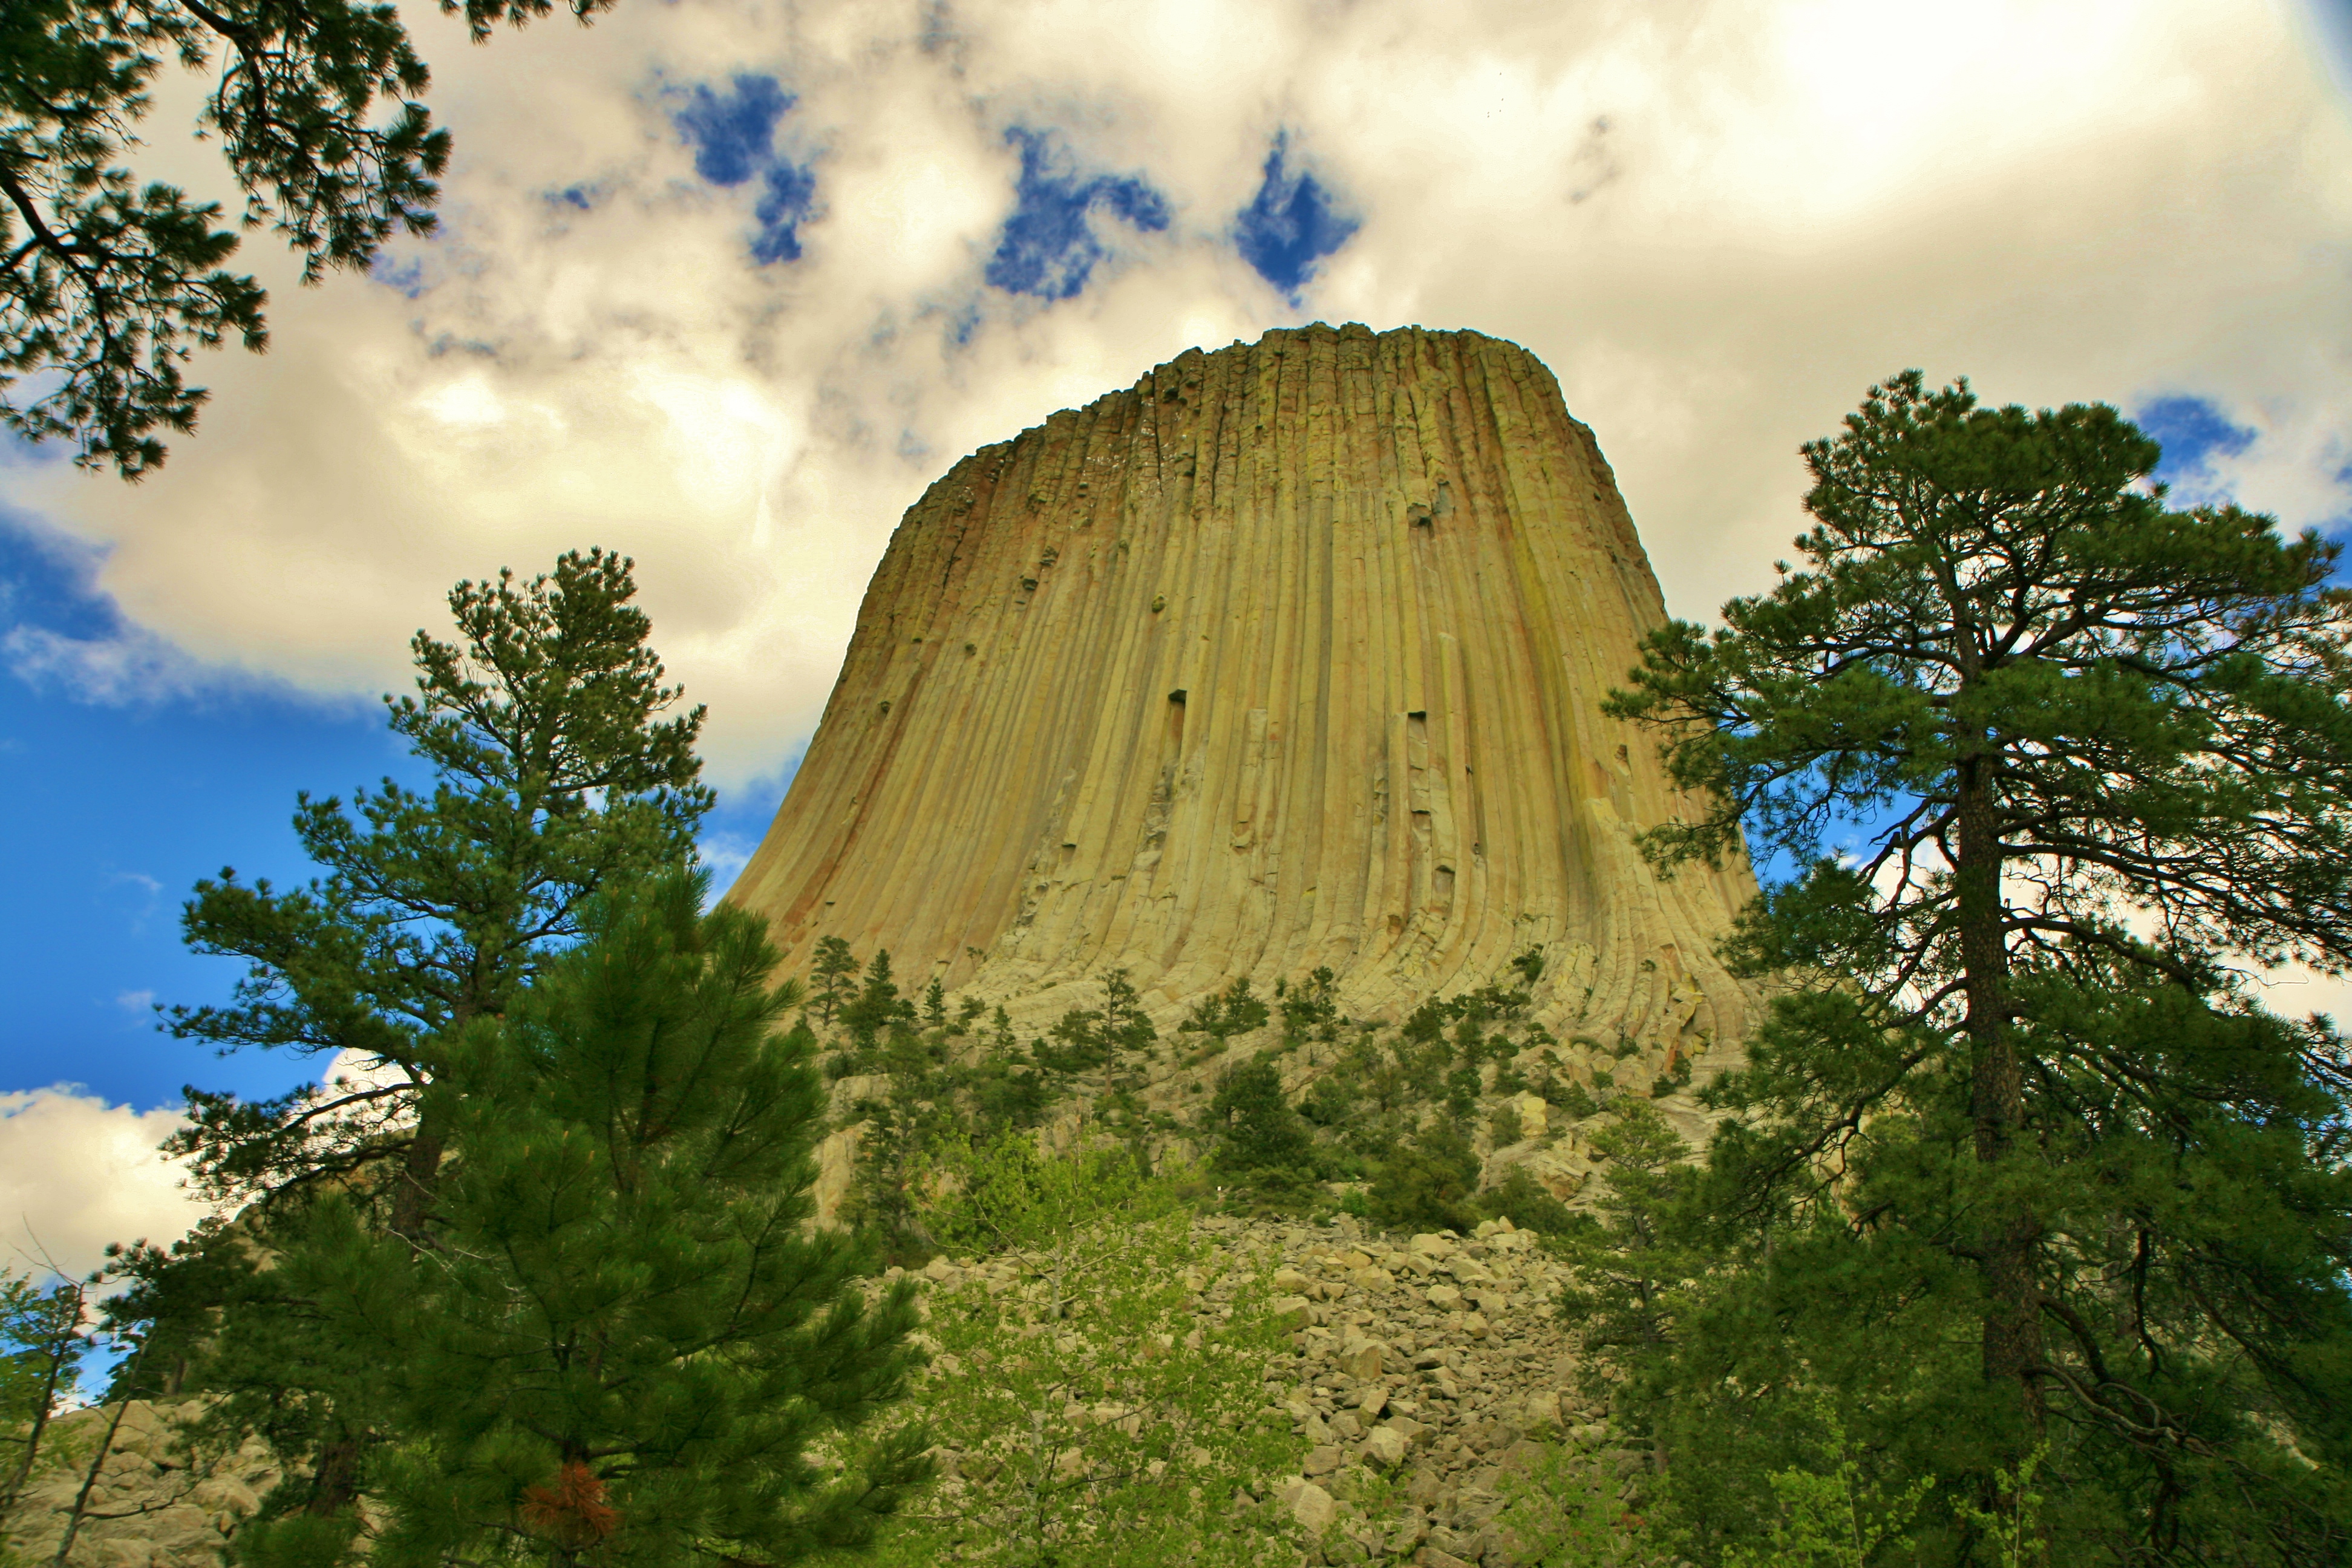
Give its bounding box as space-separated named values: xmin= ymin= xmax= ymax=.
xmin=1599 ymin=371 xmax=2352 ymax=1561
xmin=234 ymin=873 xmax=924 ymax=1567
xmin=1298 ymin=1073 xmax=1357 ymax=1128
xmin=841 ymin=949 xmax=916 ymax=1049
xmin=1710 ymin=1401 xmax=1938 ymax=1568
xmin=1475 ymin=1168 xmax=1578 ymax=1239
xmin=1275 ymin=966 xmax=1340 ymax=1042
xmin=1550 ymin=1100 xmax=1704 ymax=1401
xmin=1099 ymin=969 xmax=1157 ymax=1061
xmin=1650 ymin=1054 xmax=1692 ymax=1099
xmin=1 ymin=0 xmax=613 ymax=475
xmin=1036 ymin=970 xmax=1160 ymax=1076
xmin=1546 ymin=1077 xmax=1600 ymax=1122
xmin=1180 ymin=976 xmax=1270 ymax=1040
xmin=810 ymin=936 xmax=860 ymax=1025
xmin=1367 ymin=1117 xmax=1480 ymax=1235
xmin=1947 ymin=1447 xmax=2050 ymax=1568
xmin=1490 ymin=1439 xmax=1664 ymax=1567
xmin=1038 ymin=1007 xmax=1105 ymax=1074
xmin=859 ymin=1140 xmax=1302 ymax=1567
xmin=0 ymin=1266 xmax=91 ymax=1523
xmin=1205 ymin=1056 xmax=1316 ymax=1200
xmin=166 ymin=549 xmax=709 ymax=1210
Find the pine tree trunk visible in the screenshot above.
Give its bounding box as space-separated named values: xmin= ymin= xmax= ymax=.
xmin=390 ymin=1100 xmax=448 ymax=1244
xmin=391 ymin=1002 xmax=476 ymax=1244
xmin=1956 ymin=753 xmax=2043 ymax=1428
xmin=303 ymin=1432 xmax=363 ymax=1516
xmin=0 ymin=1292 xmax=81 ymax=1521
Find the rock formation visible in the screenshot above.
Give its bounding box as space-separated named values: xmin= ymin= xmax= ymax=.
xmin=729 ymin=323 xmax=1754 ymax=1059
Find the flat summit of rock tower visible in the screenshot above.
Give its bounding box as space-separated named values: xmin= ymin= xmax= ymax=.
xmin=730 ymin=322 xmax=1755 ymax=1061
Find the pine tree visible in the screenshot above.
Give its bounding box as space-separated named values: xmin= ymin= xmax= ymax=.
xmin=0 ymin=1267 xmax=90 ymax=1524
xmin=165 ymin=548 xmax=710 ymax=1224
xmin=1180 ymin=977 xmax=1270 ymax=1042
xmin=2 ymin=0 xmax=618 ymax=476
xmin=125 ymin=549 xmax=709 ymax=1529
xmin=1596 ymin=371 xmax=2352 ymax=1560
xmin=840 ymin=949 xmax=911 ymax=1050
xmin=811 ymin=936 xmax=861 ymax=1026
xmin=1206 ymin=1056 xmax=1316 ymax=1200
xmin=237 ymin=873 xmax=925 ymax=1568
xmin=1097 ymin=969 xmax=1158 ymax=1064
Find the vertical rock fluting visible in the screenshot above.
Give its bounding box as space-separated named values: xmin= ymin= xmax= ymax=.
xmin=729 ymin=323 xmax=1756 ymax=1060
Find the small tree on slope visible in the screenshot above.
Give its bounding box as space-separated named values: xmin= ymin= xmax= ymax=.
xmin=1596 ymin=372 xmax=2352 ymax=1561
xmin=237 ymin=873 xmax=925 ymax=1568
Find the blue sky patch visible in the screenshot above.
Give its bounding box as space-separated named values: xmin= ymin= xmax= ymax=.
xmin=2134 ymin=394 xmax=2256 ymax=488
xmin=0 ymin=517 xmax=389 ymax=1109
xmin=373 ymin=254 xmax=430 ymax=300
xmin=675 ymin=74 xmax=821 ymax=264
xmin=0 ymin=514 xmax=811 ymax=1113
xmin=1234 ymin=132 xmax=1358 ymax=296
xmin=677 ymin=76 xmax=793 ymax=185
xmin=753 ymin=162 xmax=818 ymax=264
xmin=985 ymin=128 xmax=1172 ymax=301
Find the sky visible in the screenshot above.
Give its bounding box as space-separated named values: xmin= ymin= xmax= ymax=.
xmin=2 ymin=0 xmax=2350 ymax=1279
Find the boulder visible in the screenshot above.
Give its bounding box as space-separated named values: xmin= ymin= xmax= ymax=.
xmin=1289 ymin=1480 xmax=1339 ymax=1535
xmin=1362 ymin=1425 xmax=1411 ymax=1471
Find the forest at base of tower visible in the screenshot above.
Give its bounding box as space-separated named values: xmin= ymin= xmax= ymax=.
xmin=4 ymin=354 xmax=2350 ymax=1568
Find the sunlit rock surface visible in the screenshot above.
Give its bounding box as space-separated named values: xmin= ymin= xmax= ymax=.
xmin=730 ymin=323 xmax=1755 ymax=1058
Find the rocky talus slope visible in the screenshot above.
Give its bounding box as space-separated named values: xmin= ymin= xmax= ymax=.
xmin=14 ymin=1215 xmax=1610 ymax=1566
xmin=904 ymin=1212 xmax=1612 ymax=1567
xmin=731 ymin=322 xmax=1756 ymax=1059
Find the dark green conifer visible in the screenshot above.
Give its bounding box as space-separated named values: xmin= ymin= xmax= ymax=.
xmin=1207 ymin=1057 xmax=1316 ymax=1198
xmin=239 ymin=874 xmax=924 ymax=1567
xmin=127 ymin=550 xmax=711 ymax=1530
xmin=165 ymin=549 xmax=709 ymax=1218
xmin=809 ymin=936 xmax=861 ymax=1026
xmin=1595 ymin=371 xmax=2352 ymax=1560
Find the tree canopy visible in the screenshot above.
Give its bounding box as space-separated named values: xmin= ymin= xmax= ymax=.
xmin=1 ymin=0 xmax=612 ymax=477
xmin=1590 ymin=371 xmax=2352 ymax=1563
xmin=165 ymin=547 xmax=710 ymax=1221
xmin=232 ymin=873 xmax=925 ymax=1568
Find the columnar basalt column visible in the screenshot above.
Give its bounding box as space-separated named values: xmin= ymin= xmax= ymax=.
xmin=729 ymin=322 xmax=1757 ymax=1060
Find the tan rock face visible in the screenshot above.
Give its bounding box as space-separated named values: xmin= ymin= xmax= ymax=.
xmin=729 ymin=322 xmax=1755 ymax=1051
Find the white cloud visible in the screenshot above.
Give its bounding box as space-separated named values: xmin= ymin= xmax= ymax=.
xmin=2204 ymin=399 xmax=2352 ymax=531
xmin=1 ymin=619 xmax=222 ymax=707
xmin=695 ymin=832 xmax=758 ymax=889
xmin=2252 ymin=962 xmax=2352 ymax=1031
xmin=0 ymin=1089 xmax=212 ymax=1281
xmin=0 ymin=0 xmax=2344 ymax=787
